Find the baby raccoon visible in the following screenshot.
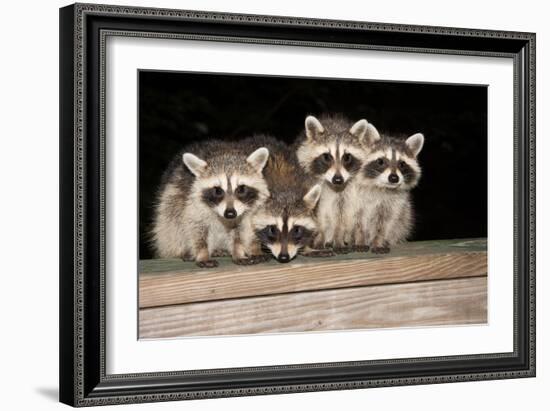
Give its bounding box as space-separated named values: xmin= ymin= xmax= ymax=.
xmin=151 ymin=140 xmax=270 ymax=267
xmin=294 ymin=114 xmax=369 ymax=251
xmin=248 ymin=135 xmax=330 ymax=263
xmin=354 ymin=124 xmax=424 ymax=253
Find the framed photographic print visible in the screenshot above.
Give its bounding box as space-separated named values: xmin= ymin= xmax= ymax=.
xmin=59 ymin=3 xmax=536 ymax=407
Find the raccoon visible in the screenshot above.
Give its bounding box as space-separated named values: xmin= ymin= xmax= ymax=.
xmin=294 ymin=114 xmax=370 ymax=252
xmin=354 ymin=124 xmax=424 ymax=253
xmin=151 ymin=140 xmax=270 ymax=267
xmin=248 ymin=135 xmax=330 ymax=263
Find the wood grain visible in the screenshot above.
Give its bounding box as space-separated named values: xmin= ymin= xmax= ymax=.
xmin=140 ymin=251 xmax=487 ymax=308
xmin=139 ymin=277 xmax=487 ymax=338
xmin=140 ymin=238 xmax=487 ymax=274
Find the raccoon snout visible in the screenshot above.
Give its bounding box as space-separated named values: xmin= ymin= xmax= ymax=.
xmin=277 ymin=253 xmax=290 ymax=263
xmin=332 ymin=174 xmax=344 ymax=185
xmin=388 ymin=173 xmax=400 ymax=184
xmin=224 ymin=208 xmax=237 ymax=219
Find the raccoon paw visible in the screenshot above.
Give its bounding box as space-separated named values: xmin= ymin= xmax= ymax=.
xmin=333 ymin=247 xmax=351 ymax=254
xmin=303 ymin=249 xmax=336 ymax=258
xmin=181 ymin=254 xmax=195 ymax=262
xmin=352 ymin=245 xmax=370 ymax=253
xmin=211 ymin=249 xmax=229 ymax=258
xmin=232 ymin=256 xmax=267 ymax=265
xmin=371 ymin=246 xmax=390 ymax=254
xmin=232 ymin=258 xmax=253 ymax=265
xmin=250 ymin=254 xmax=271 ymax=263
xmin=196 ymin=259 xmax=219 ymax=268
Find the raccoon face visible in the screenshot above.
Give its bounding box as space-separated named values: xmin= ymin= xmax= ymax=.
xmin=297 ymin=116 xmax=369 ymax=190
xmin=361 ymin=125 xmax=424 ymax=190
xmin=253 ymin=184 xmax=321 ymax=263
xmin=200 ymin=181 xmax=260 ymax=220
xmin=183 ymin=147 xmax=270 ymax=221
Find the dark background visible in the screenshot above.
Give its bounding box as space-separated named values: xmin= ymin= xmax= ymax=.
xmin=139 ymin=71 xmax=487 ymax=259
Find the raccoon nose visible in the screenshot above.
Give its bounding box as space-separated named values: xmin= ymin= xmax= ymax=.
xmin=277 ymin=253 xmax=290 ymax=263
xmin=224 ymin=208 xmax=237 ymax=219
xmin=332 ymin=174 xmax=344 ymax=185
xmin=388 ymin=173 xmax=399 ymax=184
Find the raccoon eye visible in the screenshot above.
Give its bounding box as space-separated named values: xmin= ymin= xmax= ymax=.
xmin=398 ymin=160 xmax=407 ymax=168
xmin=267 ymin=225 xmax=278 ymax=239
xmin=213 ymin=186 xmax=224 ymax=197
xmin=376 ymin=158 xmax=386 ymax=166
xmin=322 ymin=153 xmax=332 ymax=163
xmin=291 ymin=225 xmax=304 ymax=240
xmin=235 ymin=185 xmax=248 ymax=195
xmin=342 ymin=153 xmax=352 ymax=165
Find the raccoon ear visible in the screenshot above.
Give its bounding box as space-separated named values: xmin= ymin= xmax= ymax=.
xmin=405 ymin=133 xmax=424 ymax=157
xmin=182 ymin=153 xmax=207 ymax=177
xmin=303 ymin=184 xmax=322 ymax=211
xmin=349 ymin=119 xmax=368 ymax=140
xmin=247 ymin=147 xmax=269 ymax=173
xmin=364 ymin=123 xmax=381 ymax=146
xmin=305 ymin=116 xmax=325 ymax=140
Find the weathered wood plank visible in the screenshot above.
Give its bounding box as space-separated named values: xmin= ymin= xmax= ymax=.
xmin=140 ymin=238 xmax=487 ymax=274
xmin=139 ymin=277 xmax=487 ymax=338
xmin=140 ymin=251 xmax=487 ymax=308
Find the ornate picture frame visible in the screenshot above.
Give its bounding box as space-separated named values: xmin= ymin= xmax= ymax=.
xmin=59 ymin=3 xmax=535 ymax=406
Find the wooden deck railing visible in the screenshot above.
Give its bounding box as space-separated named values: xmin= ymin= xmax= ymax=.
xmin=139 ymin=238 xmax=487 ymax=338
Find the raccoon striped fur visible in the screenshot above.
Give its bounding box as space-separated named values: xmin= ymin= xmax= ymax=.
xmin=151 ymin=140 xmax=270 ymax=267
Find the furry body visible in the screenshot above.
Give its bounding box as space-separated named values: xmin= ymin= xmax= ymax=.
xmin=151 ymin=139 xmax=270 ymax=267
xmin=246 ymin=135 xmax=328 ymax=262
xmin=354 ymin=186 xmax=413 ymax=252
xmin=294 ymin=114 xmax=370 ymax=250
xmin=354 ymin=125 xmax=424 ymax=253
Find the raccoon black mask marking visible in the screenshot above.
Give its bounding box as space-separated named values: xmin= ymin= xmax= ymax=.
xmin=295 ymin=114 xmax=369 ymax=190
xmin=363 ymin=150 xmax=417 ymax=185
xmin=311 ymin=150 xmax=361 ymax=186
xmin=183 ymin=147 xmax=268 ymax=222
xmin=361 ymin=124 xmax=424 ymax=190
xmin=256 ymin=214 xmax=315 ymax=263
xmin=200 ymin=181 xmax=259 ymax=219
